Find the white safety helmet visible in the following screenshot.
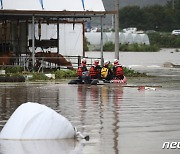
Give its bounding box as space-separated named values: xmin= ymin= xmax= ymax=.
xmin=104 ymin=60 xmax=110 ymax=66
xmin=81 ymin=58 xmax=86 ymax=64
xmin=114 ymin=59 xmax=119 ymax=65
xmin=94 ymin=59 xmax=99 ymax=65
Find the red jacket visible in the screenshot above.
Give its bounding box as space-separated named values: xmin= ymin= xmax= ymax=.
xmin=77 ymin=67 xmax=82 ymax=76
xmin=114 ymin=65 xmax=124 ymax=77
xmin=89 ymin=65 xmax=101 ymax=79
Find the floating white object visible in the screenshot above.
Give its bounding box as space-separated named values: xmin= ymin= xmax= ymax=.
xmin=0 ymin=102 xmax=75 ymax=140
xmin=138 ymin=86 xmax=156 ymax=91
xmin=0 ymin=70 xmax=5 ymax=75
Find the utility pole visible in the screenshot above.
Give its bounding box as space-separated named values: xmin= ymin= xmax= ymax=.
xmin=115 ymin=0 xmax=119 ymax=60
xmin=100 ymin=16 xmax=104 ymax=66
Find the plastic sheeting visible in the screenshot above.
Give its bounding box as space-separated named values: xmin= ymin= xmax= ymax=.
xmin=2 ymin=0 xmax=41 ymax=10
xmin=132 ymin=33 xmax=142 ymax=44
xmin=83 ymin=0 xmax=105 ymax=11
xmin=43 ymin=0 xmax=84 ymax=11
xmin=0 ymin=102 xmax=75 ymax=140
xmin=85 ymin=32 xmax=108 ymax=45
xmin=85 ymin=32 xmax=150 ymax=45
xmin=124 ymin=33 xmax=133 ymax=44
xmin=1 ymin=0 xmax=105 ymax=11
xmin=119 ymin=33 xmax=126 ymax=44
xmin=28 ymin=23 xmax=83 ymax=56
xmin=105 ymin=32 xmax=125 ymax=44
xmin=139 ymin=34 xmax=150 ymax=45
xmin=59 ymin=24 xmax=83 ymax=56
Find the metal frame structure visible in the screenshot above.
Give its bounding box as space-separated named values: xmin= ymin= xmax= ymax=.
xmin=0 ymin=9 xmax=116 ymax=69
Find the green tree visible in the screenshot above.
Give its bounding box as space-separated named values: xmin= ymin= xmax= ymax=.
xmin=119 ymin=1 xmax=180 ymax=32
xmin=143 ymin=5 xmax=168 ymax=31
xmin=119 ymin=6 xmax=146 ymax=30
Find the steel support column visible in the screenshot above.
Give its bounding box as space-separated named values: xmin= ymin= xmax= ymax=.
xmin=115 ymin=0 xmax=119 ymax=60
xmin=100 ymin=16 xmax=104 ymax=66
xmin=32 ymin=15 xmax=35 ymax=71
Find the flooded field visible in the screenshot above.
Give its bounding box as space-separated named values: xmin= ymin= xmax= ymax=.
xmin=0 ymin=49 xmax=180 ymax=154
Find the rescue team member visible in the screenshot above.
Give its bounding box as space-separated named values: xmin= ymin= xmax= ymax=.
xmin=113 ymin=59 xmax=124 ymax=80
xmin=89 ymin=59 xmax=101 ymax=79
xmin=101 ymin=60 xmax=113 ymax=81
xmin=77 ymin=58 xmax=88 ymax=80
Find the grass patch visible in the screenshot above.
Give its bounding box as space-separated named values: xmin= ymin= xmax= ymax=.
xmin=54 ymin=69 xmax=77 ymax=79
xmin=0 ymin=66 xmax=147 ymax=82
xmin=108 ymin=64 xmax=148 ymax=77
xmin=28 ymin=73 xmax=49 ymax=81
xmin=123 ymin=67 xmax=148 ymax=77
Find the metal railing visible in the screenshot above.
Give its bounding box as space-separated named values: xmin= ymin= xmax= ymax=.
xmin=0 ymin=55 xmax=101 ymax=72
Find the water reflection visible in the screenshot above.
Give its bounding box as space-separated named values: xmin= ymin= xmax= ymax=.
xmin=100 ymin=85 xmax=123 ymax=154
xmin=0 ymin=139 xmax=81 ymax=154
xmin=0 ymin=82 xmax=180 ymax=154
xmin=112 ymin=86 xmax=123 ymax=154
xmin=77 ymin=85 xmax=88 ymax=108
xmin=70 ymin=84 xmax=124 ymax=154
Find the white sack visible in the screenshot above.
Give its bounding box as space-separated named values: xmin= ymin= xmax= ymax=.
xmin=0 ymin=102 xmax=75 ymax=140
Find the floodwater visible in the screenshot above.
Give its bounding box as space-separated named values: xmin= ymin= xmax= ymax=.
xmin=0 ymin=49 xmax=180 ymax=154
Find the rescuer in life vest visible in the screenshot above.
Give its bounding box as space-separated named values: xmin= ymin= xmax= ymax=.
xmin=77 ymin=58 xmax=88 ymax=79
xmin=77 ymin=58 xmax=91 ymax=83
xmin=113 ymin=59 xmax=124 ymax=80
xmin=101 ymin=60 xmax=113 ymax=81
xmin=89 ymin=59 xmax=101 ymax=79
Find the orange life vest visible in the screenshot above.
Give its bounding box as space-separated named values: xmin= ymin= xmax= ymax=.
xmin=77 ymin=67 xmax=82 ymax=76
xmin=89 ymin=66 xmax=96 ymax=77
xmin=115 ymin=66 xmax=124 ymax=77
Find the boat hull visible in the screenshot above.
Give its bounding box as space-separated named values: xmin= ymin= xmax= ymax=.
xmin=69 ymin=76 xmax=127 ymax=85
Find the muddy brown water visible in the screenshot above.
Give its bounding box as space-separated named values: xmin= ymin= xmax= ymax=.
xmin=0 ymin=49 xmax=180 ymax=154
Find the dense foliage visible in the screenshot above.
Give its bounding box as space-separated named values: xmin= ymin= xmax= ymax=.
xmin=148 ymin=33 xmax=180 ymax=48
xmin=0 ymin=74 xmax=25 ymax=82
xmin=119 ymin=0 xmax=180 ymax=32
xmin=0 ymin=66 xmax=24 ymax=73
